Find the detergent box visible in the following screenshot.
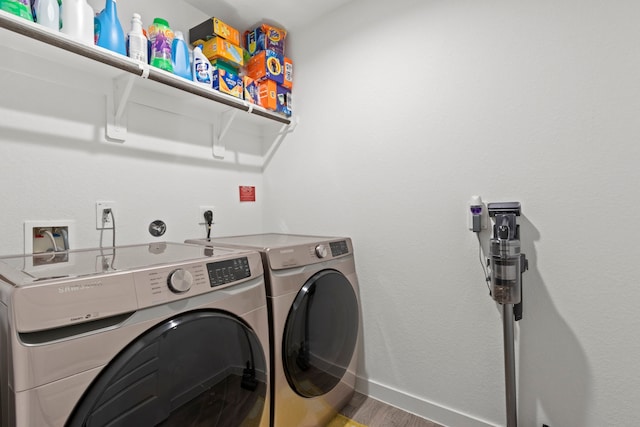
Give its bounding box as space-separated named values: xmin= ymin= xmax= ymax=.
xmin=282 ymin=57 xmax=293 ymax=89
xmin=201 ymin=36 xmax=244 ymax=67
xmin=211 ymin=58 xmax=239 ymax=75
xmin=247 ymin=50 xmax=284 ymax=84
xmin=244 ymin=24 xmax=287 ymax=56
xmin=243 ymin=76 xmax=260 ymax=104
xmin=189 ymin=17 xmax=240 ymax=46
xmin=213 ymin=67 xmax=243 ymax=99
xmin=257 ymin=79 xmax=292 ymax=116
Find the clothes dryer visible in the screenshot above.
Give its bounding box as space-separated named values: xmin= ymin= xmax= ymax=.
xmin=0 ymin=242 xmax=270 ymax=427
xmin=186 ymin=234 xmax=361 ymax=427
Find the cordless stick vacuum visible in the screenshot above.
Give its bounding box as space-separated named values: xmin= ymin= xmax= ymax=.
xmin=487 ymin=202 xmax=528 ymax=427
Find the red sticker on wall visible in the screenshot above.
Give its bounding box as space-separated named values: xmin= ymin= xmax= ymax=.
xmin=239 ymin=186 xmax=256 ymax=202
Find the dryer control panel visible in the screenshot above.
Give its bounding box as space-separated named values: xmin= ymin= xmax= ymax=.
xmin=330 ymin=240 xmax=349 ymax=257
xmin=268 ymin=238 xmax=353 ymax=270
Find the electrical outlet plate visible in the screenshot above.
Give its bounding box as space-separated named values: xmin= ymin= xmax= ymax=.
xmin=96 ymin=201 xmax=116 ymax=229
xmin=199 ymin=206 xmax=215 ymax=225
xmin=24 ymin=220 xmax=76 ymax=254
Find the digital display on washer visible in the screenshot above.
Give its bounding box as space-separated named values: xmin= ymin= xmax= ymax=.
xmin=330 ymin=240 xmax=349 ymax=257
xmin=206 ymin=257 xmax=251 ymax=287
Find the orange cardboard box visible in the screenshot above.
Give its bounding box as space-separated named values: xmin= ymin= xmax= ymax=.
xmin=201 ymin=36 xmax=244 ymax=67
xmin=247 ymin=50 xmax=284 ymax=84
xmin=257 ymin=80 xmax=291 ymax=116
xmin=244 ymin=23 xmax=287 ymax=56
xmin=282 ymin=57 xmax=293 ymax=89
xmin=189 ymin=17 xmax=240 ymax=46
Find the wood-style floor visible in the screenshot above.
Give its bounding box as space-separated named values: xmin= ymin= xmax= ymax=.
xmin=336 ymin=392 xmax=444 ymax=427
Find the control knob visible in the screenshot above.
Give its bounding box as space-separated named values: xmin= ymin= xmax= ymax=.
xmin=167 ymin=269 xmax=193 ymax=293
xmin=315 ymin=244 xmax=328 ymax=258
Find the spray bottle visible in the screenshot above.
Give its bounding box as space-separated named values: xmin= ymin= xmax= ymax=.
xmin=127 ymin=13 xmax=147 ymax=64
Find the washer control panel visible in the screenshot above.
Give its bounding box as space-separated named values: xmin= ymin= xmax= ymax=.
xmin=207 ymin=257 xmax=251 ymax=287
xmin=134 ymin=253 xmax=261 ymax=309
xmin=167 ymin=269 xmax=193 ymax=293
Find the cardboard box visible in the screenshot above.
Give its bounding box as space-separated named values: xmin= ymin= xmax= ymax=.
xmin=201 ymin=36 xmax=244 ymax=67
xmin=189 ymin=17 xmax=240 ymax=46
xmin=211 ymin=59 xmax=239 ymax=75
xmin=213 ymin=68 xmax=243 ymax=99
xmin=247 ymin=50 xmax=284 ymax=84
xmin=282 ymin=57 xmax=293 ymax=89
xmin=243 ymin=76 xmax=260 ymax=104
xmin=244 ymin=24 xmax=287 ymax=56
xmin=257 ymin=80 xmax=292 ymax=116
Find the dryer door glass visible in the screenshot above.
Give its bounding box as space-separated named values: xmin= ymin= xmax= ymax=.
xmin=66 ymin=311 xmax=267 ymax=427
xmin=283 ymin=269 xmax=359 ymax=398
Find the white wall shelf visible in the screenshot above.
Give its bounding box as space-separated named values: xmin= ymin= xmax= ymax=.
xmin=0 ymin=11 xmax=294 ymax=158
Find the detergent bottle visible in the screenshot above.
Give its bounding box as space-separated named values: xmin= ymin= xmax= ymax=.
xmin=61 ymin=0 xmax=94 ymax=45
xmin=95 ymin=0 xmax=126 ymax=55
xmin=148 ymin=18 xmax=174 ymax=72
xmin=192 ymin=45 xmax=212 ymax=88
xmin=0 ymin=0 xmax=33 ymax=21
xmin=171 ymin=31 xmax=192 ymax=80
xmin=33 ymin=0 xmax=59 ymax=31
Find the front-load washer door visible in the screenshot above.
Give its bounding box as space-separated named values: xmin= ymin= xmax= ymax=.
xmin=283 ymin=269 xmax=359 ymax=398
xmin=66 ymin=311 xmax=267 ymax=427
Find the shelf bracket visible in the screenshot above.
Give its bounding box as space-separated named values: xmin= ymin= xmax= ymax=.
xmin=106 ymin=73 xmax=136 ymax=142
xmin=211 ymin=109 xmax=239 ymax=159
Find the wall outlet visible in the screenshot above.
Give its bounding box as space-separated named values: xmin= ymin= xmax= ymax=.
xmin=24 ymin=220 xmax=75 ymax=254
xmin=96 ymin=201 xmax=116 ymax=229
xmin=199 ymin=206 xmax=215 ymax=225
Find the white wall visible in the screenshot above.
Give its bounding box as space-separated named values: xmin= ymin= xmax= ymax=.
xmin=0 ymin=1 xmax=266 ymax=256
xmin=265 ymin=0 xmax=640 ymax=426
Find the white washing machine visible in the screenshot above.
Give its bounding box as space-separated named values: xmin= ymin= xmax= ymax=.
xmin=0 ymin=242 xmax=270 ymax=427
xmin=186 ymin=234 xmax=361 ymax=427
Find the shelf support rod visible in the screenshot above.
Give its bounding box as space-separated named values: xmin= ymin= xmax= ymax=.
xmin=106 ymin=73 xmax=136 ymax=142
xmin=212 ymin=109 xmax=239 ymax=159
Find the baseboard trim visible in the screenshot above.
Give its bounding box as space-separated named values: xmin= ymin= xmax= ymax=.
xmin=355 ymin=377 xmax=498 ymax=427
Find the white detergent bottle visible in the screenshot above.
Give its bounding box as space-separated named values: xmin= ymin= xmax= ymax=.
xmin=192 ymin=45 xmax=212 ymax=88
xmin=127 ymin=13 xmax=147 ymax=63
xmin=61 ymin=0 xmax=94 ymax=45
xmin=34 ymin=0 xmax=59 ymax=31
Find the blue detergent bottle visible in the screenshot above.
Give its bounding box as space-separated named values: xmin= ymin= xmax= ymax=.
xmin=171 ymin=31 xmax=192 ymax=80
xmin=95 ymin=0 xmax=126 ymax=55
